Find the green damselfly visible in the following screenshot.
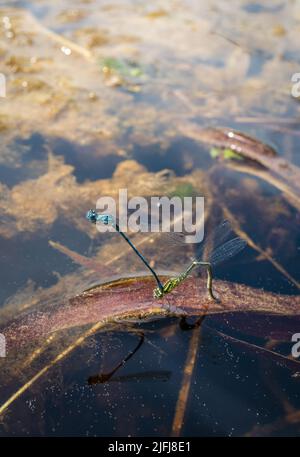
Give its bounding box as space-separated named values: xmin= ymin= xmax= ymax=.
xmin=153 ymin=224 xmax=246 ymax=300
xmin=86 ymin=210 xmax=246 ymax=301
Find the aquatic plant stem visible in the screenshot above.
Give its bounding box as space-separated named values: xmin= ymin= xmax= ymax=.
xmin=171 ymin=325 xmax=202 ymax=436
xmin=0 ymin=321 xmax=105 ymax=417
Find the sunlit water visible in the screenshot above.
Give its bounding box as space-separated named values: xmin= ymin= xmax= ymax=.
xmin=0 ymin=0 xmax=300 ymax=436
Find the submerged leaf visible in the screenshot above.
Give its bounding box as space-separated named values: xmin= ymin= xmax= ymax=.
xmin=1 ymin=275 xmax=300 ymax=354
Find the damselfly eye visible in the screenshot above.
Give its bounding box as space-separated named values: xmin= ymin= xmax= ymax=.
xmin=153 ymin=287 xmax=163 ymax=299
xmin=86 ymin=209 xmax=97 ymax=224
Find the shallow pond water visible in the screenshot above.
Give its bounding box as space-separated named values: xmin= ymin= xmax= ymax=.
xmin=0 ymin=0 xmax=300 ymax=437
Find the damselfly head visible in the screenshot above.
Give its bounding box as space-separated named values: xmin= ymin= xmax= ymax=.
xmin=86 ymin=210 xmax=114 ymax=226
xmin=153 ymin=287 xmax=163 ymax=299
xmin=86 ymin=209 xmax=98 ymax=224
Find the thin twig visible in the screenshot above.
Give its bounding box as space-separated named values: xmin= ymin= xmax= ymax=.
xmin=171 ymin=326 xmax=201 ymax=436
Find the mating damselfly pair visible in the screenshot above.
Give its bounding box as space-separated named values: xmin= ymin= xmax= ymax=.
xmin=86 ymin=209 xmax=246 ymax=300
